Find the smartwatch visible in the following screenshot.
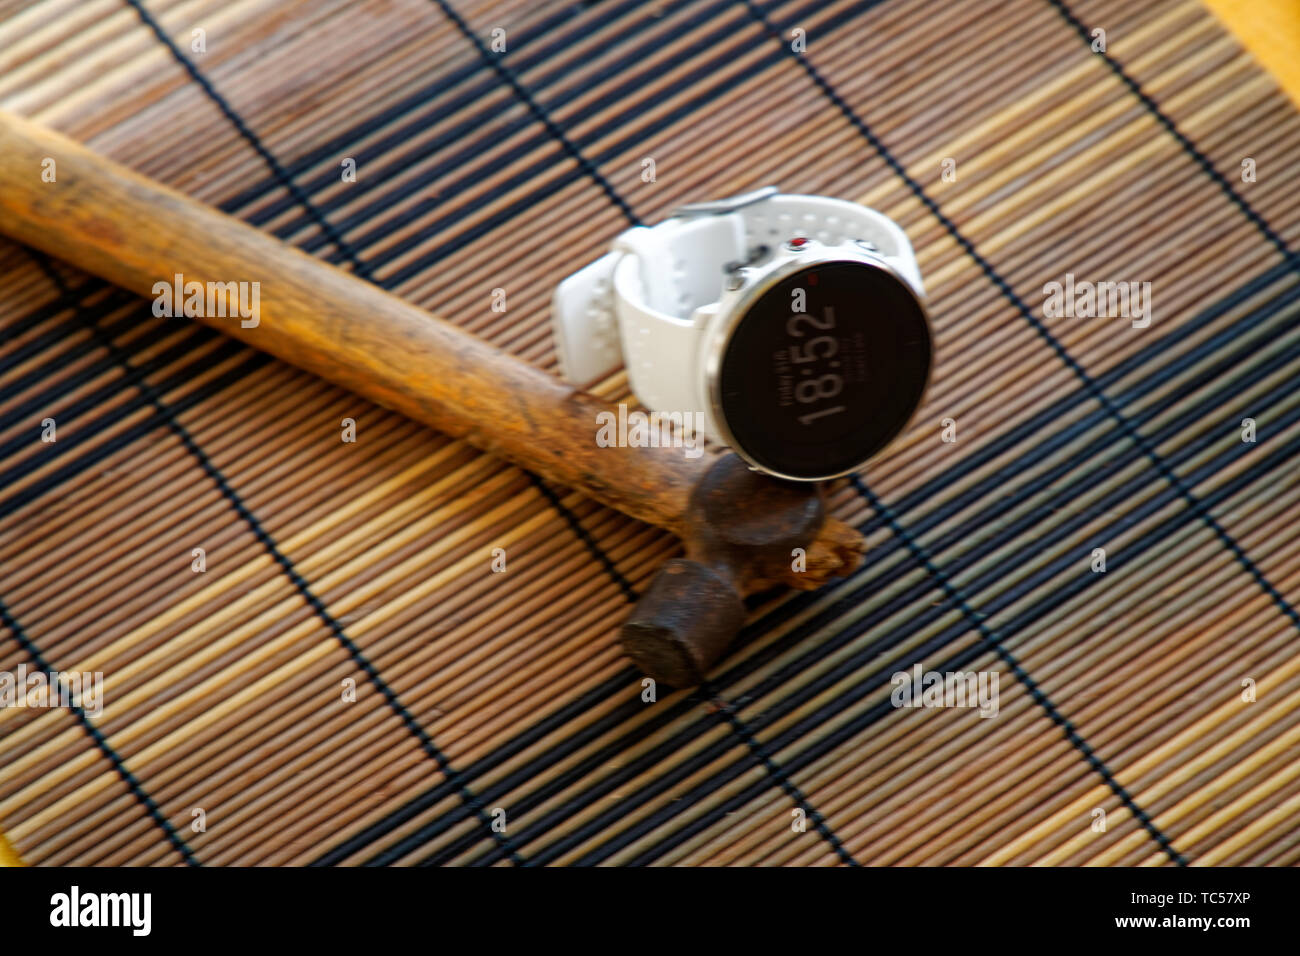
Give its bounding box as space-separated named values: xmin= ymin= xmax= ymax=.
xmin=551 ymin=186 xmax=931 ymax=481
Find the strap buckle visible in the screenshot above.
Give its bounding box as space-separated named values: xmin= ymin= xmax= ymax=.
xmin=669 ymin=185 xmax=779 ymax=220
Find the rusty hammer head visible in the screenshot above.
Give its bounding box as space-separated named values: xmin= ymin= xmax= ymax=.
xmin=620 ymin=453 xmax=827 ymax=686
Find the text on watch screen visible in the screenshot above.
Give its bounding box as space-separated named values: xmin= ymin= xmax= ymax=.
xmin=717 ymin=261 xmax=930 ymax=479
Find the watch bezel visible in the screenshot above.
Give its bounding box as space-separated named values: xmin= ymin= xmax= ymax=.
xmin=701 ymin=249 xmax=932 ymax=482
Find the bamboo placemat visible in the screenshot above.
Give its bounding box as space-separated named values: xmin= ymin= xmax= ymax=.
xmin=0 ymin=0 xmax=1298 ymax=867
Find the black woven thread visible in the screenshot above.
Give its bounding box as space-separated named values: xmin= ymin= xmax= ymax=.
xmin=0 ymin=274 xmax=103 ymax=348
xmin=219 ymin=0 xmax=627 ymax=214
xmin=422 ymin=0 xmax=861 ymax=864
xmin=862 ymin=261 xmax=1300 ymax=536
xmin=503 ymin=382 xmax=1300 ymax=866
xmin=740 ymin=0 xmax=1300 ymax=863
xmin=12 ymin=0 xmax=1289 ymax=868
xmin=0 ymin=597 xmax=200 ymax=866
xmin=854 ymin=471 xmax=1200 ymax=864
xmin=328 ymin=317 xmax=1296 ymax=867
xmin=630 ymin=409 xmax=1300 ymax=861
xmin=317 ymin=0 xmax=763 ymax=285
xmin=425 ymin=0 xmax=641 ymax=227
xmin=121 ymin=0 xmax=375 ymax=278
xmin=263 ymin=0 xmax=685 ymax=256
xmin=1047 ymin=0 xmax=1296 ymax=264
xmin=0 ymin=314 xmax=210 ymax=444
xmin=739 ymin=0 xmax=1300 ymax=633
xmin=124 ymin=0 xmax=646 ymax=606
xmin=2 ymin=0 xmax=1279 ymax=665
xmin=0 ymin=340 xmax=263 ymax=524
xmin=92 ymin=97 xmax=532 ymax=874
xmin=559 ymin=406 xmax=1300 ymax=865
xmin=329 ymin=252 xmax=1297 ymax=860
xmin=733 ymin=0 xmax=1258 ymax=868
xmin=701 ymin=681 xmax=860 ymax=866
xmin=304 ymin=0 xmax=1300 ymax=862
xmin=0 ymin=288 xmax=136 ymax=389
xmin=106 ymin=0 xmax=704 ymax=865
xmin=527 ymin=476 xmax=639 ymax=602
xmin=29 ymin=249 xmax=533 ymax=864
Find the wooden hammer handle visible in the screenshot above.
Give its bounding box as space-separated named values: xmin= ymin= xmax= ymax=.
xmin=0 ymin=109 xmax=862 ymax=584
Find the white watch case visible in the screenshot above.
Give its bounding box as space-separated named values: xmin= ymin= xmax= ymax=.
xmin=551 ymin=188 xmax=928 ymax=476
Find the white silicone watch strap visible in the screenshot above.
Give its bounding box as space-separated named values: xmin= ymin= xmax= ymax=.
xmin=551 ymin=192 xmax=923 ymax=400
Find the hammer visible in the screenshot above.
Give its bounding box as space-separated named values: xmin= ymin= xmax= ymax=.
xmin=0 ymin=109 xmax=864 ymax=686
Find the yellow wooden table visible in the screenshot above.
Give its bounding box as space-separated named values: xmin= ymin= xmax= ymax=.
xmin=0 ymin=831 xmax=19 ymax=867
xmin=1205 ymin=0 xmax=1300 ymax=106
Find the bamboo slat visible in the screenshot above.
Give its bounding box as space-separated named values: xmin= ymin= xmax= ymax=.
xmin=0 ymin=0 xmax=1298 ymax=866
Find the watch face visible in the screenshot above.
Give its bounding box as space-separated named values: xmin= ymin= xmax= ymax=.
xmin=715 ymin=260 xmax=930 ymax=480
